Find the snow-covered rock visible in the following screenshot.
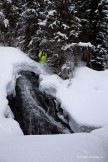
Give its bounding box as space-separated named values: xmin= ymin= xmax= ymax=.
xmin=39 ymin=67 xmax=108 ymax=132
xmin=63 ymin=42 xmax=93 ymax=50
xmin=0 ymin=47 xmax=45 ymax=135
xmin=0 ymin=47 xmax=108 ymax=162
xmin=1 ymin=46 xmax=108 ymax=133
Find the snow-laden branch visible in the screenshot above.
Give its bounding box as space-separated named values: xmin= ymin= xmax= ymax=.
xmin=63 ymin=42 xmax=93 ymax=50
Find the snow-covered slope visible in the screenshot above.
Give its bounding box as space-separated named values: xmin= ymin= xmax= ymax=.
xmin=0 ymin=47 xmax=45 ymax=135
xmin=40 ymin=67 xmax=108 ymax=132
xmin=0 ymin=47 xmax=108 ymax=162
xmin=0 ymin=126 xmax=108 ymax=162
xmin=1 ymin=47 xmax=108 ymax=134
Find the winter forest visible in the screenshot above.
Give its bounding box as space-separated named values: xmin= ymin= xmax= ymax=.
xmin=0 ymin=0 xmax=108 ymax=162
xmin=0 ymin=0 xmax=108 ymax=74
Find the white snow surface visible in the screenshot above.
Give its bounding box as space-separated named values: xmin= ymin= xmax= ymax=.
xmin=39 ymin=66 xmax=108 ymax=131
xmin=63 ymin=42 xmax=93 ymax=50
xmin=48 ymin=10 xmax=56 ymax=16
xmin=0 ymin=47 xmax=45 ymax=136
xmin=0 ymin=47 xmax=108 ymax=162
xmin=3 ymin=19 xmax=9 ymax=28
xmin=1 ymin=46 xmax=108 ymax=131
xmin=0 ymin=126 xmax=108 ymax=162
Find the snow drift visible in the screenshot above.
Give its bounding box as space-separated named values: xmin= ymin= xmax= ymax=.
xmin=0 ymin=126 xmax=108 ymax=162
xmin=0 ymin=47 xmax=45 ymax=135
xmin=0 ymin=47 xmax=108 ymax=162
xmin=39 ymin=67 xmax=108 ymax=132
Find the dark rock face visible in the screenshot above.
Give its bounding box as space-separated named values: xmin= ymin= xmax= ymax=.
xmin=8 ymin=71 xmax=72 ymax=135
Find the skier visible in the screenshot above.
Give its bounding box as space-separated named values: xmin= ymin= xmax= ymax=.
xmin=38 ymin=50 xmax=47 ymax=62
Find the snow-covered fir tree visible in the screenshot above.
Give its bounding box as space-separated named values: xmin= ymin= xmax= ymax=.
xmin=0 ymin=0 xmax=18 ymax=46
xmin=0 ymin=0 xmax=108 ymax=73
xmin=78 ymin=0 xmax=108 ymax=70
xmin=91 ymin=0 xmax=108 ymax=70
xmin=16 ymin=0 xmax=39 ymax=54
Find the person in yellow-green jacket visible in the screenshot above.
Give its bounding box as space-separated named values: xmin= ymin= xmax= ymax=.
xmin=38 ymin=50 xmax=47 ymax=62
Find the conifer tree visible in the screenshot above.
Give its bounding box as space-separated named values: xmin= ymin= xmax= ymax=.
xmin=91 ymin=0 xmax=108 ymax=70
xmin=0 ymin=0 xmax=107 ymax=72
xmin=17 ymin=0 xmax=39 ymax=54
xmin=1 ymin=0 xmax=18 ymax=46
xmin=77 ymin=0 xmax=108 ymax=70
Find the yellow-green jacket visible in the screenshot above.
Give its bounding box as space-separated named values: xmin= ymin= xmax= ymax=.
xmin=38 ymin=51 xmax=47 ymax=62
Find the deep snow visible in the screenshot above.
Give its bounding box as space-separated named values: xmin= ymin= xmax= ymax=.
xmin=1 ymin=47 xmax=108 ymax=133
xmin=39 ymin=67 xmax=108 ymax=131
xmin=0 ymin=47 xmax=46 ymax=135
xmin=0 ymin=126 xmax=108 ymax=162
xmin=0 ymin=47 xmax=108 ymax=162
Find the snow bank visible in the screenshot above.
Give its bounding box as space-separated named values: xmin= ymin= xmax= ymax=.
xmin=0 ymin=47 xmax=45 ymax=136
xmin=0 ymin=126 xmax=108 ymax=162
xmin=1 ymin=46 xmax=108 ymax=134
xmin=39 ymin=66 xmax=108 ymax=132
xmin=0 ymin=118 xmax=23 ymax=136
xmin=0 ymin=47 xmax=108 ymax=162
